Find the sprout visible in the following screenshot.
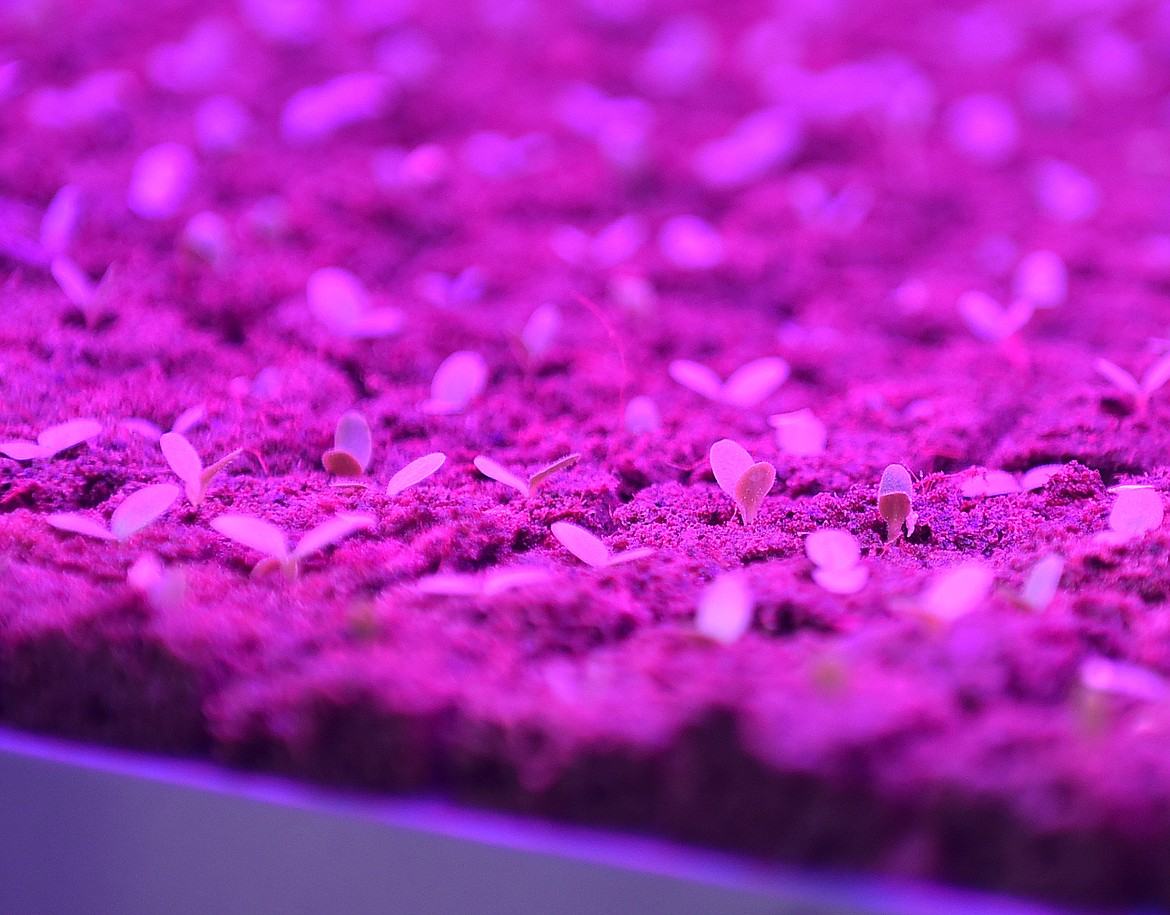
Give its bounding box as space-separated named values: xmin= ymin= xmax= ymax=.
xmin=127 ymin=553 xmax=186 ymax=613
xmin=709 ymin=439 xmax=775 ymax=525
xmin=1017 ymin=554 xmax=1065 ymax=612
xmin=1013 ymin=250 xmax=1066 ymax=308
xmin=694 ymin=571 xmax=753 ymax=644
xmin=40 ymin=184 xmax=81 ymax=259
xmin=386 ymin=452 xmax=446 ymax=496
xmin=127 ymin=142 xmax=197 ymax=220
xmin=550 ymin=215 xmax=647 ymax=269
xmin=960 ymin=463 xmax=1063 ymax=497
xmin=658 ymin=215 xmax=725 ymax=269
xmin=1080 ymin=656 xmax=1169 ymax=703
xmin=549 ymin=521 xmax=654 ymax=568
xmin=122 ymin=404 xmax=206 ymax=442
xmin=416 ymin=567 xmax=552 ymax=596
xmin=322 ymin=411 xmax=372 ymax=477
xmin=877 ymin=463 xmax=916 ymax=542
xmin=520 ymin=303 xmax=561 ymax=361
xmin=669 ymin=357 xmax=790 ymax=407
xmin=1 ymin=419 xmax=102 ymax=461
xmin=805 ymin=529 xmax=868 ymax=594
xmin=210 ymin=512 xmax=375 ymax=579
xmin=474 ymin=453 xmax=579 ymax=498
xmin=1093 ymin=354 xmax=1170 ymax=414
xmin=420 ymin=351 xmax=488 ymax=414
xmin=1095 ymin=485 xmax=1164 ymax=544
xmin=47 ymin=484 xmax=179 ymax=542
xmin=417 ymin=267 xmax=485 ymax=308
xmin=624 ymin=395 xmax=661 ymax=434
xmin=769 ymin=409 xmax=827 ymax=456
xmin=917 ymin=563 xmax=994 ymax=624
xmin=957 ymin=291 xmax=1033 ymax=343
xmin=306 ymin=267 xmax=403 ymax=339
xmin=160 ymin=432 xmax=242 ymax=507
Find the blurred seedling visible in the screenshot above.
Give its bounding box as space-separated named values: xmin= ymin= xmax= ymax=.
xmin=1010 ymin=553 xmax=1065 ymax=612
xmin=417 ymin=266 xmax=485 ymax=309
xmin=122 ymin=404 xmax=206 ymax=442
xmin=160 ymin=432 xmax=242 ymax=507
xmin=709 ymin=439 xmax=775 ymax=525
xmin=322 ymin=411 xmax=371 ymax=478
xmin=520 ymin=303 xmax=561 ymax=361
xmin=50 ymin=257 xmax=115 ymax=326
xmin=1013 ymin=250 xmax=1066 ymax=308
xmin=416 ymin=566 xmax=553 ymax=596
xmin=694 ymin=571 xmax=753 ymax=644
xmin=959 ymin=463 xmax=1063 ymax=497
xmin=46 ymin=483 xmax=179 ymax=542
xmin=307 ymin=267 xmax=403 ymax=339
xmin=805 ymin=529 xmax=868 ymax=594
xmin=474 ymin=453 xmax=579 ymax=498
xmin=550 ymin=215 xmax=647 ymax=270
xmin=877 ymin=463 xmax=917 ymax=543
xmin=1095 ymin=485 xmax=1164 ymax=545
xmin=550 ymin=521 xmax=654 ymax=568
xmin=912 ymin=563 xmax=994 ymax=626
xmin=1093 ymin=353 xmax=1170 ymax=415
xmin=421 ymin=351 xmax=488 ymax=415
xmin=670 ymin=357 xmax=789 ymax=407
xmin=40 ymin=184 xmax=81 ymax=260
xmin=386 ymin=452 xmax=446 ymax=496
xmin=210 ymin=513 xmax=376 ymax=579
xmin=1080 ymin=656 xmax=1168 ymax=704
xmin=0 ymin=418 xmax=101 ymax=461
xmin=957 ymin=291 xmax=1033 ymax=354
xmin=770 ymin=409 xmax=827 ymax=456
xmin=127 ymin=553 xmax=186 ymax=613
xmin=624 ymin=395 xmax=661 ymax=434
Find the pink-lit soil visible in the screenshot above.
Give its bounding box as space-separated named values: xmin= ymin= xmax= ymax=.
xmin=3 ymin=0 xmax=1170 ymax=909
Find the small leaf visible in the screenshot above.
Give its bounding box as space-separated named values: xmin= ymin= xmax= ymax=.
xmin=529 ymin=453 xmax=580 ymax=492
xmin=721 ymin=357 xmax=790 ymax=407
xmin=37 ymin=419 xmax=102 ymax=455
xmin=50 ymin=256 xmax=95 ymax=308
xmin=199 ymin=448 xmax=243 ymax=503
xmin=307 ymin=267 xmax=367 ymax=328
xmin=695 ymin=572 xmax=753 ymax=644
xmin=521 ymin=303 xmax=561 ymax=359
xmin=1019 ymin=554 xmax=1064 ymax=612
xmin=110 ymin=483 xmax=179 ymax=540
xmin=323 ymin=450 xmax=365 ymax=476
xmin=805 ymin=529 xmax=861 ymax=571
xmin=473 ymin=455 xmax=529 ymax=497
xmin=421 ymin=351 xmax=488 ymax=414
xmin=121 ymin=419 xmax=164 ymax=441
xmin=0 ymin=441 xmax=48 ymax=461
xmin=550 ymin=521 xmax=610 ymax=568
xmin=1019 ymin=464 xmax=1063 ymax=491
xmin=333 ymin=411 xmax=372 ymax=472
xmin=40 ymin=184 xmax=81 ymax=258
xmin=1141 ymin=353 xmax=1170 ymax=396
xmin=919 ymin=563 xmax=994 ymax=623
xmin=171 ymin=404 xmax=206 ymax=435
xmin=211 ymin=514 xmax=289 ymax=560
xmin=960 ymin=468 xmax=1019 ymax=498
xmin=604 ymin=546 xmax=655 ymax=566
xmin=709 ymin=439 xmax=754 ymax=497
xmin=292 ymin=513 xmax=375 ymax=560
xmin=1108 ymin=486 xmax=1164 ymax=537
xmin=160 ymin=432 xmax=203 ymax=486
xmin=812 ymin=565 xmax=869 ymax=595
xmin=734 ymin=462 xmax=775 ymax=525
xmin=483 ymin=567 xmax=553 ymax=594
xmin=1094 ymin=357 xmax=1140 ymax=396
xmin=770 ymin=408 xmax=827 ymax=455
xmin=387 ymin=452 xmax=446 ymax=495
xmin=1080 ymin=656 xmax=1168 ymax=702
xmin=46 ymin=513 xmax=118 ymax=541
xmin=668 ymin=360 xmax=723 ymax=401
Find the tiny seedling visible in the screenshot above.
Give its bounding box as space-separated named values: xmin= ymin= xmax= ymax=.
xmin=386 ymin=452 xmax=447 ymax=495
xmin=805 ymin=529 xmax=868 ymax=594
xmin=916 ymin=563 xmax=994 ymax=625
xmin=550 ymin=214 xmax=647 ymax=269
xmin=122 ymin=404 xmax=206 ymax=442
xmin=769 ymin=409 xmax=827 ymax=456
xmin=709 ymin=439 xmax=775 ymax=525
xmin=416 ymin=567 xmax=553 ymax=596
xmin=1093 ymin=354 xmax=1170 ymax=414
xmin=694 ymin=572 xmax=753 ymax=644
xmin=959 ymin=464 xmax=1063 ymax=498
xmin=49 ymin=257 xmax=114 ymax=326
xmin=1 ymin=418 xmax=101 ymax=461
xmin=520 ymin=303 xmax=561 ymax=361
xmin=306 ymin=267 xmax=403 ymax=339
xmin=624 ymin=395 xmax=661 ymax=434
xmin=1016 ymin=554 xmax=1065 ymax=612
xmin=417 ymin=267 xmax=485 ymax=309
xmin=47 ymin=483 xmax=179 ymax=542
xmin=1095 ymin=485 xmax=1164 ymax=544
xmin=877 ymin=463 xmax=916 ymax=542
xmin=549 ymin=521 xmax=654 ymax=568
xmin=160 ymin=432 xmax=242 ymax=507
xmin=322 ymin=411 xmax=372 ymax=477
xmin=957 ymin=291 xmax=1033 ymax=343
xmin=210 ymin=513 xmax=375 ymax=579
xmin=474 ymin=453 xmax=580 ymax=498
xmin=127 ymin=553 xmax=186 ymax=612
xmin=669 ymin=357 xmax=789 ymax=407
xmin=420 ymin=351 xmax=488 ymax=415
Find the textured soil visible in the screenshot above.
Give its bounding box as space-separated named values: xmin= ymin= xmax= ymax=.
xmin=3 ymin=0 xmax=1170 ymax=909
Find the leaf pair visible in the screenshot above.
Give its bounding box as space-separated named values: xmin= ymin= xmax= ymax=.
xmin=160 ymin=432 xmax=242 ymax=507
xmin=474 ymin=453 xmax=579 ymax=498
xmin=549 ymin=522 xmax=654 ymax=568
xmin=211 ymin=513 xmax=375 ymax=579
xmin=805 ymin=529 xmax=868 ymax=594
xmin=122 ymin=404 xmax=206 ymax=442
xmin=320 ymin=411 xmax=446 ymax=495
xmin=47 ymin=484 xmax=179 ymax=542
xmin=1094 ymin=354 xmax=1170 ymax=414
xmin=307 ymin=267 xmax=403 ymax=340
xmin=957 ymin=291 xmax=1033 ymax=343
xmin=669 ymin=357 xmax=789 ymax=407
xmin=1 ymin=419 xmax=101 ymax=461
xmin=709 ymin=439 xmax=775 ymax=525
xmin=550 ymin=215 xmax=647 ymax=270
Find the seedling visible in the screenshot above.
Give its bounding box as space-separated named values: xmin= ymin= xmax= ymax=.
xmin=549 ymin=521 xmax=654 ymax=568
xmin=1013 ymin=250 xmax=1066 ymax=308
xmin=520 ymin=303 xmax=561 ymax=361
xmin=210 ymin=512 xmax=375 ymax=579
xmin=959 ymin=463 xmax=1063 ymax=497
xmin=694 ymin=572 xmax=753 ymax=644
xmin=122 ymin=404 xmax=206 ymax=442
xmin=877 ymin=463 xmax=916 ymax=542
xmin=670 ymin=357 xmax=789 ymax=407
xmin=160 ymin=432 xmax=242 ymax=507
xmin=421 ymin=351 xmax=488 ymax=414
xmin=307 ymin=267 xmax=403 ymax=339
xmin=916 ymin=563 xmax=994 ymax=625
xmin=1093 ymin=354 xmax=1170 ymax=414
xmin=322 ymin=411 xmax=372 ymax=477
xmin=624 ymin=395 xmax=661 ymax=434
xmin=709 ymin=439 xmax=775 ymax=525
xmin=127 ymin=553 xmax=186 ymax=612
xmin=40 ymin=184 xmax=81 ymax=259
xmin=1016 ymin=554 xmax=1065 ymax=612
xmin=550 ymin=215 xmax=647 ymax=269
xmin=805 ymin=529 xmax=868 ymax=594
xmin=474 ymin=453 xmax=579 ymax=498
xmin=1 ymin=418 xmax=101 ymax=461
xmin=658 ymin=215 xmax=725 ymax=269
xmin=127 ymin=142 xmax=196 ymax=220
xmin=957 ymin=291 xmax=1033 ymax=343
xmin=769 ymin=409 xmax=827 ymax=456
xmin=47 ymin=483 xmax=179 ymax=542
xmin=417 ymin=267 xmax=485 ymax=309
xmin=1095 ymin=485 xmax=1164 ymax=544
xmin=49 ymin=257 xmax=115 ymax=326
xmin=416 ymin=567 xmax=553 ymax=596
xmin=1080 ymin=656 xmax=1169 ymax=703
xmin=386 ymin=452 xmax=446 ymax=495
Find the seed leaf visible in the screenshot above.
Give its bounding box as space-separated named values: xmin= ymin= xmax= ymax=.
xmin=421 ymin=351 xmax=488 ymax=415
xmin=734 ymin=462 xmax=775 ymax=524
xmin=721 ymin=357 xmax=789 ymax=407
xmin=38 ymin=419 xmax=102 ymax=455
xmin=474 ymin=455 xmax=529 ymax=497
xmin=211 ymin=514 xmax=289 ymax=560
xmin=805 ymin=529 xmax=861 ymax=571
xmin=333 ymin=411 xmax=372 ymax=471
xmin=1094 ymin=357 xmax=1140 ymax=395
xmin=529 ymin=453 xmax=580 ymax=492
xmin=110 ymin=484 xmax=179 ymax=540
xmin=709 ymin=439 xmax=754 ymax=497
xmin=695 ymin=572 xmax=753 ymax=644
xmin=387 ymin=452 xmax=446 ymax=495
xmin=668 ymin=359 xmax=724 ymax=401
xmin=292 ymin=513 xmax=375 ymax=560
xmin=550 ymin=521 xmax=611 ymax=568
xmin=46 ymin=513 xmax=119 ymax=541
xmin=160 ymin=432 xmax=203 ymax=486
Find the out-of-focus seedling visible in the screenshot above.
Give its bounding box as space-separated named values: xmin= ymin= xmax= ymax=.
xmin=210 ymin=512 xmax=375 ymax=579
xmin=957 ymin=291 xmax=1033 ymax=343
xmin=47 ymin=483 xmax=179 ymax=542
xmin=670 ymin=357 xmax=789 ymax=407
xmin=1093 ymin=354 xmax=1170 ymax=414
xmin=658 ymin=215 xmax=725 ymax=269
xmin=322 ymin=411 xmax=372 ymax=478
xmin=709 ymin=439 xmax=775 ymax=525
xmin=416 ymin=566 xmax=553 ymax=596
xmin=769 ymin=409 xmax=827 ymax=456
xmin=40 ymin=184 xmax=81 ymax=259
xmin=160 ymin=432 xmax=242 ymax=507
xmin=805 ymin=529 xmax=868 ymax=594
xmin=1013 ymin=250 xmax=1066 ymax=308
xmin=1016 ymin=554 xmax=1065 ymax=612
xmin=960 ymin=463 xmax=1063 ymax=497
xmin=1 ymin=418 xmax=101 ymax=461
xmin=127 ymin=553 xmax=186 ymax=613
xmin=421 ymin=351 xmax=488 ymax=414
xmin=1095 ymin=485 xmax=1164 ymax=544
xmin=307 ymin=267 xmax=403 ymax=339
xmin=122 ymin=404 xmax=206 ymax=442
xmin=624 ymin=395 xmax=661 ymax=434
xmin=386 ymin=452 xmax=446 ymax=496
xmin=551 ymin=215 xmax=647 ymax=270
xmin=520 ymin=303 xmax=561 ymax=361
xmin=694 ymin=571 xmax=753 ymax=644
xmin=281 ymin=73 xmax=390 ymax=145
xmin=49 ymin=257 xmax=115 ymax=326
xmin=474 ymin=453 xmax=579 ymax=498
xmin=1080 ymin=656 xmax=1169 ymax=704
xmin=877 ymin=464 xmax=917 ymax=542
xmin=417 ymin=266 xmax=485 ymax=309
xmin=915 ymin=563 xmax=994 ymax=625
xmin=127 ymin=142 xmax=196 ymax=220
xmin=550 ymin=521 xmax=654 ymax=568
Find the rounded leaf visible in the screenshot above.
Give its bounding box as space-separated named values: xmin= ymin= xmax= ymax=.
xmin=333 ymin=411 xmax=372 ymax=471
xmin=473 ymin=455 xmax=529 ymax=497
xmin=550 ymin=521 xmax=610 ymax=568
xmin=421 ymin=351 xmax=488 ymax=414
xmin=734 ymin=462 xmax=775 ymax=525
xmin=46 ymin=513 xmax=118 ymax=541
xmin=721 ymin=357 xmax=790 ymax=407
xmin=521 ymin=303 xmax=561 ymax=359
xmin=812 ymin=565 xmax=869 ymax=595
xmin=709 ymin=439 xmax=754 ymax=497
xmin=211 ymin=514 xmax=289 ymax=560
xmin=37 ymin=418 xmax=102 ymax=455
xmin=50 ymin=256 xmax=95 ymax=308
xmin=1019 ymin=554 xmax=1064 ymax=612
xmin=805 ymin=529 xmax=861 ymax=571
xmin=160 ymin=432 xmax=203 ymax=484
xmin=0 ymin=441 xmax=48 ymax=461
xmin=770 ymin=408 xmax=826 ymax=456
xmin=307 ymin=267 xmax=367 ymax=329
xmin=110 ymin=484 xmax=179 ymax=540
xmin=292 ymin=513 xmax=375 ymax=560
xmin=387 ymin=452 xmax=446 ymax=496
xmin=171 ymin=404 xmax=207 ymax=435
xmin=695 ymin=572 xmax=753 ymax=644
xmin=920 ymin=563 xmax=994 ymax=624
xmin=624 ymin=395 xmax=661 ymax=434
xmin=1109 ymin=486 xmax=1164 ymax=537
xmin=668 ymin=360 xmax=723 ymax=401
